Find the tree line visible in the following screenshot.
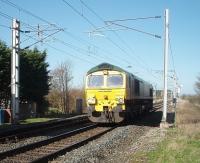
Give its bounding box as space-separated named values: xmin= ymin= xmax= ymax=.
xmin=0 ymin=40 xmax=49 ymax=114
xmin=0 ymin=40 xmax=83 ymax=116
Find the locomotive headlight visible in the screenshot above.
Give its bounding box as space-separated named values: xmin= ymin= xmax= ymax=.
xmin=116 ymin=97 xmax=124 ymax=104
xmin=87 ymin=97 xmax=96 ymax=104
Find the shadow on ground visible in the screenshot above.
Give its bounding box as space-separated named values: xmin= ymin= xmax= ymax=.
xmin=131 ymin=109 xmax=175 ymax=127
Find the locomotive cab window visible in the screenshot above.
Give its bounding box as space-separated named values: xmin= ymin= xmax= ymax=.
xmin=87 ymin=75 xmax=104 ymax=87
xmin=107 ymin=74 xmax=123 ymax=87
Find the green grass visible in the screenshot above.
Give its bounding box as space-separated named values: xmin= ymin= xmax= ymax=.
xmin=46 ymin=107 xmax=63 ymax=115
xmin=131 ymin=129 xmax=200 ymax=163
xmin=44 ymin=107 xmax=80 ymax=118
xmin=19 ymin=117 xmax=55 ymax=124
xmin=131 ymin=100 xmax=200 ymax=163
xmin=0 ymin=123 xmax=10 ymax=129
xmin=0 ymin=118 xmax=55 ymax=129
xmin=147 ymin=132 xmax=200 ymax=163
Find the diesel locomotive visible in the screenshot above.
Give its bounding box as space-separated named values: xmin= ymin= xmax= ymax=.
xmin=85 ymin=63 xmax=153 ymax=123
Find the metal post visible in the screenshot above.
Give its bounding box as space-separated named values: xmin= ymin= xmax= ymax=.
xmin=11 ymin=19 xmax=20 ymax=123
xmin=173 ymin=74 xmax=176 ymax=100
xmin=162 ymin=9 xmax=169 ymax=122
xmin=76 ymin=98 xmax=83 ymax=114
xmin=173 ymin=73 xmax=177 ymax=125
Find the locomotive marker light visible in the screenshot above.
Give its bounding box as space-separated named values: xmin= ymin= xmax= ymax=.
xmin=87 ymin=97 xmax=96 ymax=104
xmin=116 ymin=96 xmax=124 ymax=104
xmin=103 ymin=70 xmax=108 ymax=75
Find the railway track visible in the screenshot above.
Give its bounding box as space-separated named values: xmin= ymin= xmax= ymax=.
xmin=0 ymin=115 xmax=89 ymax=143
xmin=0 ymin=124 xmax=116 ymax=163
xmin=153 ymin=100 xmax=172 ymax=111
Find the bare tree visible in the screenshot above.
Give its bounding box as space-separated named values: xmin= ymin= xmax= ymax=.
xmin=46 ymin=89 xmax=62 ymax=110
xmin=195 ymin=74 xmax=200 ymax=96
xmin=49 ymin=62 xmax=73 ymax=113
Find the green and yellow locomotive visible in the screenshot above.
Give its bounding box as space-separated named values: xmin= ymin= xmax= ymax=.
xmin=85 ymin=63 xmax=153 ymax=123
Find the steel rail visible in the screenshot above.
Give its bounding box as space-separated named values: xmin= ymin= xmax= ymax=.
xmin=153 ymin=100 xmax=172 ymax=111
xmin=0 ymin=115 xmax=88 ymax=136
xmin=32 ymin=126 xmax=116 ymax=163
xmin=0 ymin=116 xmax=89 ymax=143
xmin=0 ymin=124 xmax=97 ymax=160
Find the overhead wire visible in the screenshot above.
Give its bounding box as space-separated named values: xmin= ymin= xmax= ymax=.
xmin=0 ymin=11 xmax=13 ymax=20
xmin=0 ymin=0 xmax=54 ymax=25
xmin=79 ymin=0 xmax=162 ymax=81
xmin=62 ymin=0 xmax=97 ymax=28
xmin=0 ymin=0 xmax=90 ymax=47
xmin=0 ymin=0 xmax=167 ymax=83
xmin=20 ymin=21 xmax=112 ymax=63
xmin=168 ymin=34 xmax=179 ymax=89
xmin=20 ymin=32 xmax=95 ymax=65
xmin=0 ymin=1 xmax=97 ymax=63
xmin=62 ymin=0 xmax=134 ymax=65
xmin=0 ymin=10 xmax=95 ymax=65
xmin=104 ymin=16 xmax=162 ymax=23
xmin=0 ymin=10 xmax=101 ymax=63
xmin=0 ymin=0 xmax=124 ymax=66
xmin=0 ymin=24 xmax=11 ymax=29
xmin=63 ymin=31 xmax=124 ymax=65
xmin=23 ymin=29 xmax=63 ymax=49
xmin=79 ymin=0 xmax=161 ymax=66
xmin=169 ymin=35 xmax=176 ymax=74
xmin=109 ymin=22 xmax=161 ymax=39
xmin=20 ymin=22 xmax=105 ymax=63
xmin=50 ymin=37 xmax=109 ymax=62
xmin=80 ymin=0 xmax=151 ymax=70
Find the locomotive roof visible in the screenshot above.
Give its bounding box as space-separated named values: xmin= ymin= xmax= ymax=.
xmin=87 ymin=63 xmax=127 ymax=74
xmin=87 ymin=63 xmax=152 ymax=86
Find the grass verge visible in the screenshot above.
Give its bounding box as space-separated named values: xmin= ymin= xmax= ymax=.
xmin=132 ymin=100 xmax=200 ymax=163
xmin=19 ymin=117 xmax=55 ymax=124
xmin=0 ymin=118 xmax=55 ymax=130
xmin=147 ymin=128 xmax=200 ymax=163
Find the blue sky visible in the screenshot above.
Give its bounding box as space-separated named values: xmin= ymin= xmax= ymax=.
xmin=0 ymin=0 xmax=200 ymax=94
